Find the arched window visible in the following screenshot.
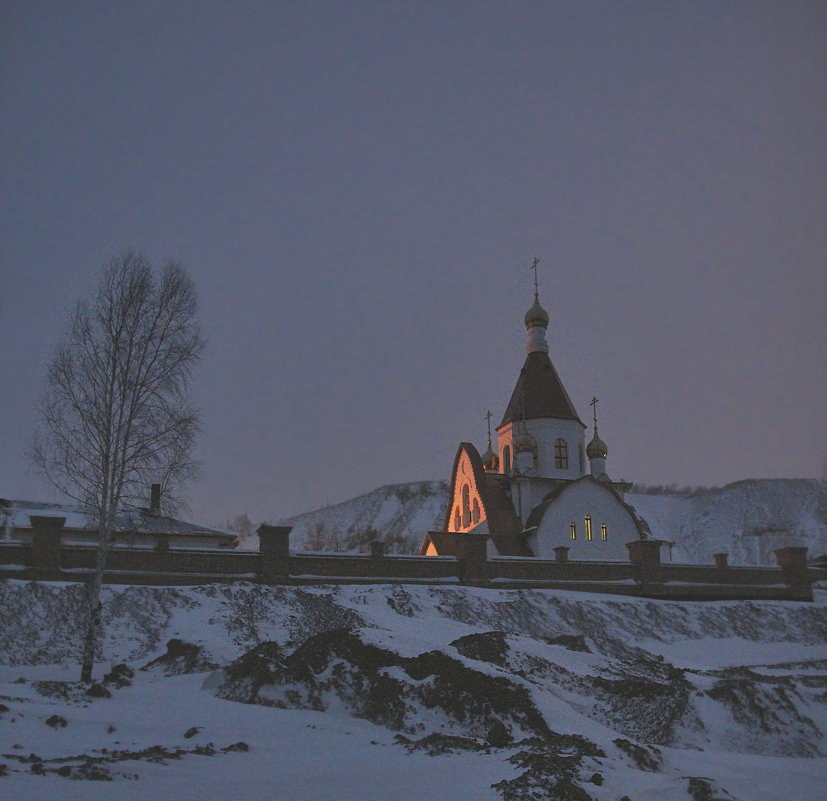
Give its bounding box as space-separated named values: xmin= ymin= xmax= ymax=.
xmin=461 ymin=484 xmax=470 ymax=528
xmin=570 ymin=521 xmax=576 ymax=540
xmin=601 ymin=523 xmax=608 ymax=541
xmin=471 ymin=498 xmax=480 ymax=524
xmin=585 ymin=515 xmax=592 ymax=541
xmin=554 ymin=439 xmax=568 ymax=469
xmin=453 ymin=507 xmax=461 ymax=531
xmin=503 ymin=445 xmax=511 ymax=474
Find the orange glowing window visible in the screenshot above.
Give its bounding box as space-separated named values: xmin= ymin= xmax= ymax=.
xmin=601 ymin=523 xmax=608 ymax=541
xmin=570 ymin=522 xmax=576 ymax=540
xmin=585 ymin=515 xmax=592 ymax=541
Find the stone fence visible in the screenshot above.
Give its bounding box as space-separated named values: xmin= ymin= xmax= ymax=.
xmin=0 ymin=516 xmax=816 ymax=601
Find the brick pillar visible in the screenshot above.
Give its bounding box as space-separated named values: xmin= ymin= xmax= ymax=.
xmin=774 ymin=546 xmax=812 ymax=601
xmin=29 ymin=515 xmax=64 ymax=581
xmin=553 ymin=546 xmax=569 ymax=563
xmin=370 ymin=540 xmax=385 ymax=559
xmin=258 ymin=525 xmax=292 ymax=583
xmin=456 ymin=532 xmax=488 ymax=585
xmin=713 ymin=553 xmax=728 ymax=569
xmin=626 ymin=538 xmax=663 ymax=596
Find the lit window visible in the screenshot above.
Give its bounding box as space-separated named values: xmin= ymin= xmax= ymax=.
xmin=461 ymin=484 xmax=470 ymax=527
xmin=585 ymin=515 xmax=592 ymax=541
xmin=554 ymin=439 xmax=568 ymax=469
xmin=601 ymin=524 xmax=608 ymax=541
xmin=472 ymin=498 xmax=480 ymax=524
xmin=503 ymin=445 xmax=511 ymax=474
xmin=570 ymin=521 xmax=576 ymax=540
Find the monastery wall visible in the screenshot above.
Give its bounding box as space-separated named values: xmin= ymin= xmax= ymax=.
xmin=0 ymin=515 xmax=815 ymax=601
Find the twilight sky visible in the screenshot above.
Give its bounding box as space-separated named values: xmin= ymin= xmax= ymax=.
xmin=2 ymin=1 xmax=825 ymax=528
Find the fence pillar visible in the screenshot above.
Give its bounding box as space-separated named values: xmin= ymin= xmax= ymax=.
xmin=626 ymin=538 xmax=663 ymax=596
xmin=370 ymin=540 xmax=385 ymax=559
xmin=774 ymin=546 xmax=812 ymax=601
xmin=553 ymin=546 xmax=569 ymax=563
xmin=29 ymin=515 xmax=64 ymax=581
xmin=713 ymin=552 xmax=728 ymax=569
xmin=155 ymin=532 xmax=170 ymax=553
xmin=456 ymin=532 xmax=488 ymax=585
xmin=258 ymin=525 xmax=292 ymax=583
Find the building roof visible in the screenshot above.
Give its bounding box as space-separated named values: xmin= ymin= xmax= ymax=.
xmin=0 ymin=498 xmax=237 ymax=546
xmin=499 ymin=350 xmax=585 ymax=428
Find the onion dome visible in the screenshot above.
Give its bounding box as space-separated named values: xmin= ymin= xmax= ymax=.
xmin=524 ymin=292 xmax=549 ymax=329
xmin=482 ymin=440 xmax=499 ymax=471
xmin=513 ymin=428 xmax=538 ymax=454
xmin=587 ymin=427 xmax=608 ymax=459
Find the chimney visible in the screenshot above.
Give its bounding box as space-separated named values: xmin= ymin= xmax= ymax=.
xmin=150 ymin=483 xmax=161 ymax=514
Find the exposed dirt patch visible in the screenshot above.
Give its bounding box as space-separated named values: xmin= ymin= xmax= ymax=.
xmin=451 ymin=631 xmax=509 ymax=667
xmin=141 ymin=639 xmax=218 ymax=676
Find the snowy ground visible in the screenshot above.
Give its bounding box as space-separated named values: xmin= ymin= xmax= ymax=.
xmin=1 ymin=579 xmax=825 ymax=800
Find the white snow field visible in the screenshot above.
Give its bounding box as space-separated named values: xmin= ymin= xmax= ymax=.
xmin=1 ymin=579 xmax=825 ymax=800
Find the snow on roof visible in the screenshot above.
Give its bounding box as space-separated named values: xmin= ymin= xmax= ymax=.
xmin=0 ymin=497 xmax=234 ymax=541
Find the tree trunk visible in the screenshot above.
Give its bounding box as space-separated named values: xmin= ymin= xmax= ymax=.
xmin=80 ymin=523 xmax=112 ymax=682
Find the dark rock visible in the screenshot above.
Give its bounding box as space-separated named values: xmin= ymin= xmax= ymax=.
xmin=546 ymin=634 xmax=592 ymax=653
xmin=613 ymin=737 xmax=663 ymax=772
xmin=103 ymin=663 xmax=134 ymax=689
xmin=141 ymin=639 xmax=218 ymax=676
xmin=184 ymin=726 xmax=201 ymax=739
xmin=686 ymin=776 xmax=739 ymax=800
xmin=589 ymin=772 xmax=604 ymax=785
xmin=45 ymin=714 xmax=67 ymax=728
xmin=56 ymin=765 xmax=72 ymax=777
xmin=451 ymin=631 xmax=508 ymax=666
xmin=486 ymin=720 xmax=512 ymax=748
xmin=213 ymin=629 xmax=553 ymax=741
xmin=85 ymin=683 xmax=111 ymax=699
xmin=221 ymin=741 xmax=249 ymax=752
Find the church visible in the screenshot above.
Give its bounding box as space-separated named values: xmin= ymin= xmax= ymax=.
xmin=421 ymin=267 xmax=651 ymax=560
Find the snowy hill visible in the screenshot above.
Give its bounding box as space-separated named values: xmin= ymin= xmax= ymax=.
xmin=1 ymin=579 xmax=825 ymax=800
xmin=264 ymin=478 xmax=826 ymax=566
xmin=627 ymin=479 xmax=827 ymax=565
xmin=265 ymin=480 xmax=449 ymax=554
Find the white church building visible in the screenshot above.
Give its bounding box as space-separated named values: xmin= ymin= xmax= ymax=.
xmin=421 ymin=275 xmax=651 ymax=561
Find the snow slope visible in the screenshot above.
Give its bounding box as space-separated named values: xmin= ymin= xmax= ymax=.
xmin=1 ymin=579 xmax=825 ymax=800
xmin=260 ymin=480 xmax=449 ymax=554
xmin=263 ymin=478 xmax=826 ymax=566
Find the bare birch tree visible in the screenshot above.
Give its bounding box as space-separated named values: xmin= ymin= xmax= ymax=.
xmin=32 ymin=251 xmax=204 ymax=682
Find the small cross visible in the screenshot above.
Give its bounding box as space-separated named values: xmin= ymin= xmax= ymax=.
xmin=485 ymin=409 xmax=493 ymax=440
xmin=590 ymin=396 xmax=599 ymax=427
xmin=531 ymin=257 xmax=540 ymax=294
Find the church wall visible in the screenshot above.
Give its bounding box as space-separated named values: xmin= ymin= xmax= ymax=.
xmin=497 ymin=419 xmax=585 ymax=480
xmin=532 ymin=480 xmax=640 ymax=561
xmin=448 ymin=450 xmax=485 ymax=532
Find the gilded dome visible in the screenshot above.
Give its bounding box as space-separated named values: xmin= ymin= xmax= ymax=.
xmin=482 ymin=441 xmax=499 ymax=471
xmin=524 ymin=293 xmax=550 ymax=329
xmin=513 ymin=429 xmax=538 ymax=453
xmin=586 ymin=428 xmax=608 ymax=459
